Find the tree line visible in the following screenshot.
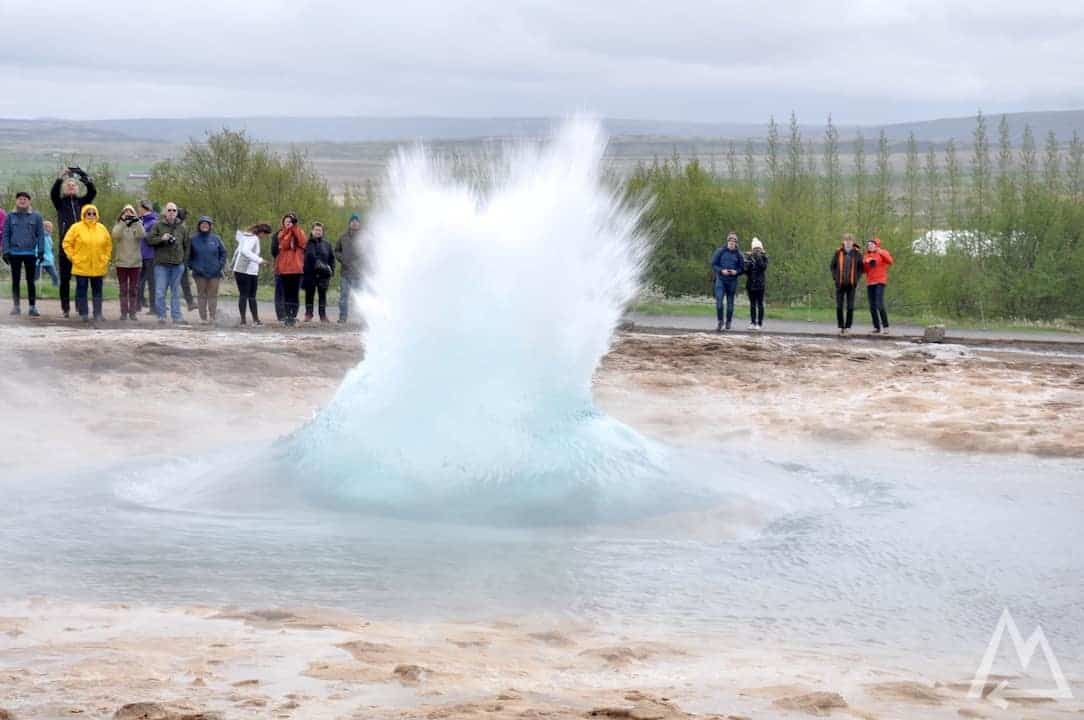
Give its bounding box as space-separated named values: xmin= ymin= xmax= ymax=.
xmin=628 ymin=112 xmax=1084 ymax=322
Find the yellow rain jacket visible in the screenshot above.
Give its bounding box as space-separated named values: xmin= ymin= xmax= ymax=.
xmin=62 ymin=204 xmax=113 ymax=277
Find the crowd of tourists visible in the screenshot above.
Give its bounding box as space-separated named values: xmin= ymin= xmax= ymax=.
xmin=3 ymin=169 xmax=899 ymax=337
xmin=0 ymin=168 xmax=365 ymax=326
xmin=710 ymin=231 xmax=894 ymax=335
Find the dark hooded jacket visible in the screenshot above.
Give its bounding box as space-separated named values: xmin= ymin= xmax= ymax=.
xmin=303 ymin=234 xmax=336 ymax=289
xmin=50 ymin=173 xmax=97 ymax=244
xmin=187 ymin=216 xmax=227 ymax=278
xmin=744 ymin=250 xmax=769 ymax=292
xmin=831 ymin=245 xmax=865 ymax=289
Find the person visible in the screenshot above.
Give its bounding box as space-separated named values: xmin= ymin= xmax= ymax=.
xmin=0 ymin=204 xmax=6 ymax=239
xmin=2 ymin=191 xmax=46 ymax=316
xmin=233 ymin=223 xmax=270 ymax=326
xmin=744 ymin=237 xmax=768 ymax=330
xmin=303 ymin=221 xmax=335 ymax=322
xmin=148 ymin=202 xmax=191 ymax=324
xmin=36 ymin=220 xmax=60 ymax=287
xmin=188 ymin=215 xmax=227 ymax=324
xmin=111 ymin=205 xmax=145 ymax=321
xmin=864 ymin=236 xmax=894 ymax=334
xmin=62 ymin=204 xmax=112 ymax=323
xmin=137 ymin=200 xmax=158 ymax=313
xmin=710 ymin=231 xmax=744 ymax=332
xmin=50 ymin=167 xmax=97 ymax=318
xmin=830 ymin=233 xmax=865 ymax=336
xmin=270 ymin=214 xmax=291 ymax=322
xmin=273 ymin=212 xmax=306 ymax=326
xmin=336 ymin=212 xmax=364 ymax=323
xmin=176 ymin=206 xmax=197 ymax=312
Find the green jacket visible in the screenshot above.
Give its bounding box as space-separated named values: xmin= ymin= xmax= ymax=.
xmin=148 ymin=218 xmax=190 ymax=265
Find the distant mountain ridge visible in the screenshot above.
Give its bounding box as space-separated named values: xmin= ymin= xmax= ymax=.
xmin=3 ymin=110 xmax=1083 ymax=146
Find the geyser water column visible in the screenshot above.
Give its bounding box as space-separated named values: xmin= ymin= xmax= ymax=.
xmin=286 ymin=119 xmax=700 ymax=524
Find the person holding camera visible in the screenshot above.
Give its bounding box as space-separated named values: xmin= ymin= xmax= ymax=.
xmin=62 ymin=205 xmax=112 ymax=324
xmin=2 ymin=191 xmax=46 ymax=317
xmin=148 ymin=203 xmax=191 ymax=324
xmin=111 ymin=204 xmax=146 ymax=321
xmin=710 ymin=231 xmax=745 ymax=332
xmin=863 ymin=236 xmax=894 ymax=334
xmin=274 ymin=212 xmax=307 ymax=327
xmin=744 ymin=237 xmax=769 ymax=330
xmin=50 ymin=166 xmax=97 ymax=318
xmin=302 ymin=221 xmax=335 ymax=322
xmin=187 ymin=215 xmax=227 ymax=324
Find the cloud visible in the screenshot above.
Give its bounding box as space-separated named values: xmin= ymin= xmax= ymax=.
xmin=0 ymin=0 xmax=1082 ymax=123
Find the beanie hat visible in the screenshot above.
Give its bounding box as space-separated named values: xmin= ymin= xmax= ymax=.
xmin=751 ymin=237 xmax=763 ymax=250
xmin=139 ymin=199 xmax=154 ymax=211
xmin=15 ymin=191 xmax=30 ymax=200
xmin=349 ymin=213 xmax=361 ymax=223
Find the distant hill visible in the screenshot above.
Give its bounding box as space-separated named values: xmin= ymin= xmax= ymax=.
xmin=2 ymin=110 xmax=1083 ymax=146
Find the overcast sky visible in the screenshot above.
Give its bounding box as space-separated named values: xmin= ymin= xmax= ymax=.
xmin=2 ymin=0 xmax=1082 ymax=124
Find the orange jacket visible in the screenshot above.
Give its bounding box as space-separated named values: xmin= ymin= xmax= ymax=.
xmin=274 ymin=227 xmax=307 ymax=275
xmin=863 ymin=238 xmax=893 ymax=285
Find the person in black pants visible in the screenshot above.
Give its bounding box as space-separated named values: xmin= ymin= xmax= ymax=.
xmin=49 ymin=168 xmax=96 ymax=318
xmin=830 ymin=233 xmax=864 ymax=336
xmin=744 ymin=237 xmax=769 ymax=330
xmin=863 ymin=237 xmax=894 ymax=334
xmin=233 ymin=223 xmax=270 ymax=325
xmin=1 ymin=191 xmax=45 ymax=316
xmin=302 ymin=222 xmax=336 ymax=322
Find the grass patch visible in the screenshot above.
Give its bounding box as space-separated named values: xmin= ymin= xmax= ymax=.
xmin=632 ymin=298 xmax=1082 ymax=334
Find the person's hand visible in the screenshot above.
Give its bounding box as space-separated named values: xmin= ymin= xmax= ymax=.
xmin=2 ymin=253 xmax=10 ymax=265
xmin=868 ymin=258 xmax=877 ymax=267
xmin=37 ymin=253 xmax=44 ymax=263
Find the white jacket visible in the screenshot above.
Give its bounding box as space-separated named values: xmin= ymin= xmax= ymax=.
xmin=232 ymin=230 xmax=264 ymax=275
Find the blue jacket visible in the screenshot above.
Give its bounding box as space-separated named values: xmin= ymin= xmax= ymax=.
xmin=187 ymin=217 xmax=227 ymax=278
xmin=1 ymin=208 xmax=45 ymax=256
xmin=711 ymin=245 xmax=745 ymax=287
xmin=42 ymin=234 xmax=55 ymax=266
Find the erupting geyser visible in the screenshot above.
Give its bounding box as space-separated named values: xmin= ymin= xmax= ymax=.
xmin=283 ymin=118 xmax=702 ymax=524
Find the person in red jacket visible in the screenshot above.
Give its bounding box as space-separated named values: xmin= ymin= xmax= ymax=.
xmin=863 ymin=237 xmax=894 ymax=334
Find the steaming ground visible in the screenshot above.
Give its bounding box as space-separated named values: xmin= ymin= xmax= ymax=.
xmin=2 ymin=325 xmax=1083 ymax=718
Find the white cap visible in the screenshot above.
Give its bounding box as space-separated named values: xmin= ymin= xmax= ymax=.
xmin=751 ymin=237 xmax=763 ymax=250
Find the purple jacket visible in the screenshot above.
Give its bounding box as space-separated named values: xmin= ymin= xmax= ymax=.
xmin=140 ymin=211 xmax=158 ymax=260
xmin=0 ymin=208 xmax=7 ymax=250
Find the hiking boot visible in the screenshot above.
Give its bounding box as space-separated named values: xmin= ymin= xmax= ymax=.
xmin=304 ymin=313 xmax=314 ymax=322
xmin=871 ymin=328 xmax=881 ymax=334
xmin=63 ymin=310 xmax=70 ymax=318
xmin=725 ymin=322 xmax=731 ymax=331
xmin=129 ymin=313 xmax=139 ymax=321
xmin=338 ymin=317 xmax=347 ymax=324
xmin=716 ymin=321 xmax=723 ymax=333
xmin=28 ymin=306 xmax=40 ymax=317
xmin=882 ymin=327 xmax=891 ymax=335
